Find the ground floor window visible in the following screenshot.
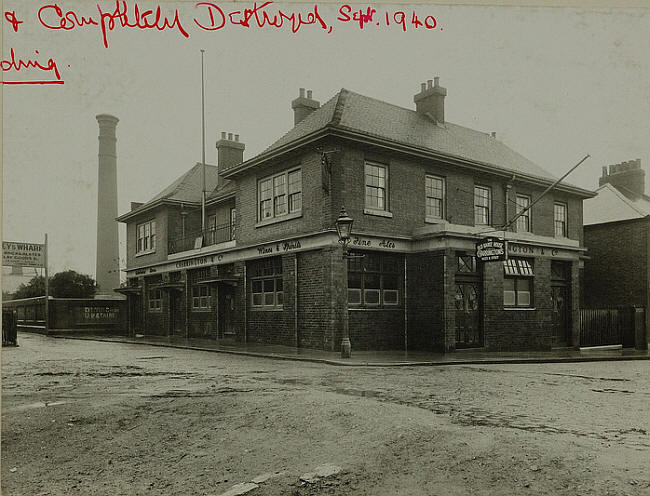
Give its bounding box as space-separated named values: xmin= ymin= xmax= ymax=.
xmin=148 ymin=288 xmax=162 ymax=311
xmin=192 ymin=285 xmax=211 ymax=311
xmin=503 ymin=258 xmax=534 ymax=307
xmin=249 ymin=257 xmax=283 ymax=310
xmin=348 ymin=251 xmax=402 ymax=307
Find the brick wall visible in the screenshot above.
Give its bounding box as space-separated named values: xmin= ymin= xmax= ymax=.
xmin=297 ymin=249 xmax=330 ymax=350
xmin=126 ymin=208 xmax=169 ymax=269
xmin=349 ymin=309 xmax=404 ymax=350
xmin=236 ymin=150 xmax=326 ymax=245
xmin=482 ymin=257 xmax=554 ymax=351
xmin=406 ymin=251 xmax=446 ymax=351
xmin=584 ymin=219 xmax=648 ymax=308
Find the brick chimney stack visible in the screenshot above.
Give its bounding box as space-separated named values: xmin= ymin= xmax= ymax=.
xmin=291 ymin=88 xmax=320 ymax=126
xmin=414 ymin=77 xmax=447 ymax=124
xmin=95 ymin=114 xmax=121 ymax=296
xmin=599 ymin=159 xmax=645 ymax=198
xmin=216 ymin=132 xmax=245 ymax=178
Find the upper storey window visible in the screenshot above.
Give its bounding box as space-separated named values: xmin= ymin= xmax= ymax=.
xmin=365 ymin=162 xmax=387 ymax=211
xmin=554 ymin=202 xmax=567 ymax=237
xmin=136 ymin=220 xmax=156 ymax=254
xmin=515 ymin=195 xmax=531 ymax=233
xmin=474 ymin=185 xmax=491 ymax=225
xmin=258 ymin=168 xmax=302 ymax=221
xmin=425 ymin=175 xmax=445 ymax=220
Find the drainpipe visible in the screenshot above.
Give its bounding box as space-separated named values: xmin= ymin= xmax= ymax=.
xmin=404 ymin=256 xmax=408 ymax=354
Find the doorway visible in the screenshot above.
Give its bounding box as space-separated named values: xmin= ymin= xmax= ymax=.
xmin=218 ymin=283 xmax=235 ymax=338
xmin=169 ymin=290 xmax=185 ymax=337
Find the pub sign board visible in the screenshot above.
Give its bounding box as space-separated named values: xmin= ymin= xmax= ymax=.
xmin=2 ymin=241 xmax=45 ymax=267
xmin=476 ymin=237 xmax=506 ymax=262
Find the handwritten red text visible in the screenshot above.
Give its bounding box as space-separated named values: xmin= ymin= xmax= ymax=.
xmin=1 ymin=48 xmax=63 ymax=85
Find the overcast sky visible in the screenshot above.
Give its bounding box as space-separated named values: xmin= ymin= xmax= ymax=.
xmin=3 ymin=1 xmax=649 ymax=279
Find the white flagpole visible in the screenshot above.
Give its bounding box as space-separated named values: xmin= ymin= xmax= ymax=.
xmin=44 ymin=233 xmax=49 ymax=334
xmin=201 ymin=49 xmax=206 ymax=235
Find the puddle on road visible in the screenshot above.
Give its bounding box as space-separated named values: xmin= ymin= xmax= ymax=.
xmin=6 ymin=401 xmax=68 ymax=413
xmin=136 ymin=356 xmax=170 ymax=360
xmin=332 ymin=388 xmax=381 ymax=398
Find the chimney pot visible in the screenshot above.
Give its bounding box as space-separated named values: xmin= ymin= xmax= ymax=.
xmin=420 ymin=82 xmax=426 ymax=92
xmin=434 ymin=77 xmax=440 ymax=87
xmin=235 ymin=134 xmax=239 ymax=142
xmin=427 ymin=79 xmax=433 ymax=89
xmin=228 ymin=132 xmax=233 ymax=140
xmin=491 ymin=132 xmax=496 ymax=138
xmin=221 ymin=131 xmax=226 ymax=139
xmin=307 ymin=90 xmax=312 ymax=99
xmin=299 ymin=88 xmax=305 ymax=98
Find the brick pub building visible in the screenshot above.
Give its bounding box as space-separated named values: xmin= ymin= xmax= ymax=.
xmin=117 ymin=79 xmax=594 ymax=352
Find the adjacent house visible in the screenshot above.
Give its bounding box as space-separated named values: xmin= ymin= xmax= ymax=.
xmin=117 ymin=79 xmax=594 ymax=352
xmin=583 ymin=160 xmax=650 ymax=348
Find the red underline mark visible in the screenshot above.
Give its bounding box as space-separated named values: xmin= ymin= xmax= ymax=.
xmin=2 ymin=80 xmax=65 ymax=85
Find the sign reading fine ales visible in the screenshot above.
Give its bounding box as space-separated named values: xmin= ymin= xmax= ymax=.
xmin=2 ymin=241 xmax=46 ymax=267
xmin=475 ymin=237 xmax=506 ymax=262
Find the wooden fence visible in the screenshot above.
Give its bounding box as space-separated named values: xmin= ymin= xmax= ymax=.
xmin=579 ymin=307 xmax=640 ymax=348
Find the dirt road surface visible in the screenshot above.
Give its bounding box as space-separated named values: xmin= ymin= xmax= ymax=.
xmin=2 ymin=333 xmax=649 ymax=495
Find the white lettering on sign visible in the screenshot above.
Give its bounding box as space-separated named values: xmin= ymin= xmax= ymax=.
xmin=2 ymin=241 xmax=46 ymax=267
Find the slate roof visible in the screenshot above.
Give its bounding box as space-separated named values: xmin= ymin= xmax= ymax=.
xmin=259 ymin=89 xmax=559 ymax=183
xmin=583 ymin=183 xmax=650 ymax=226
xmin=117 ymin=163 xmax=220 ymax=221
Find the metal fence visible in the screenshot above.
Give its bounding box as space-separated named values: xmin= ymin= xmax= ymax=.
xmin=579 ymin=307 xmax=639 ymax=348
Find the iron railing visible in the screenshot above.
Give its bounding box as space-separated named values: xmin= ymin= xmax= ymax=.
xmin=579 ymin=307 xmax=640 ymax=348
xmin=168 ymin=223 xmax=234 ymax=255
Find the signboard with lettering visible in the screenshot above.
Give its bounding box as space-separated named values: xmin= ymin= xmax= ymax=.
xmin=74 ymin=305 xmax=121 ymax=325
xmin=475 ymin=237 xmax=506 ymax=262
xmin=2 ymin=241 xmax=46 ymax=267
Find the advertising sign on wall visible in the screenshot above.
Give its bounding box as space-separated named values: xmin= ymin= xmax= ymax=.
xmin=475 ymin=237 xmax=506 ymax=262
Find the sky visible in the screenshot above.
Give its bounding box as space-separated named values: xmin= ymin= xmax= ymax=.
xmin=2 ymin=1 xmax=649 ymax=281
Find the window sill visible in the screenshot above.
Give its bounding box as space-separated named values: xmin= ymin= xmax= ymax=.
xmin=191 ymin=308 xmax=213 ymax=313
xmin=250 ymin=307 xmax=284 ymax=312
xmin=364 ymin=208 xmax=393 ymax=218
xmin=503 ymin=307 xmax=537 ymax=311
xmin=348 ymin=307 xmax=402 ymax=310
xmin=135 ymin=250 xmax=156 ymax=258
xmin=425 ymin=216 xmax=445 ymax=224
xmin=255 ymin=211 xmax=302 ymax=228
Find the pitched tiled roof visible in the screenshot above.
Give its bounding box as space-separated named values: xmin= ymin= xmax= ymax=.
xmin=262 ymin=89 xmax=559 ymax=183
xmin=118 ymin=163 xmax=219 ymax=221
xmin=583 ymin=183 xmax=650 ymax=225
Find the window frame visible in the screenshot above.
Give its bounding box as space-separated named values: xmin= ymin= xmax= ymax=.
xmin=474 ymin=185 xmax=491 ymax=226
xmin=148 ymin=288 xmax=162 ymax=312
xmin=503 ymin=258 xmax=534 ymax=308
xmin=258 ymin=168 xmax=302 ymax=222
xmin=191 ymin=285 xmax=212 ymax=311
xmin=364 ymin=161 xmax=389 ymax=213
xmin=515 ymin=194 xmax=531 ymax=233
xmin=425 ymin=175 xmax=446 ymax=221
xmin=249 ymin=257 xmax=284 ymax=310
xmin=347 ymin=252 xmax=403 ymax=308
xmin=230 ymin=207 xmax=236 ymax=240
xmin=136 ymin=220 xmax=156 ymax=254
xmin=554 ymin=202 xmax=568 ymax=238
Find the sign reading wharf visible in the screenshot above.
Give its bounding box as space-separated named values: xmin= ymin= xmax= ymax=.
xmin=2 ymin=241 xmax=46 ymax=267
xmin=475 ymin=237 xmax=506 ymax=262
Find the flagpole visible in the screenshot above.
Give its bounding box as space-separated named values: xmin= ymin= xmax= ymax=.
xmin=201 ymin=49 xmax=206 ymax=235
xmin=44 ymin=233 xmax=49 ymax=334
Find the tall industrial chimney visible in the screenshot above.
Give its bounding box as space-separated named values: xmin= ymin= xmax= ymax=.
xmin=95 ymin=114 xmax=121 ymax=296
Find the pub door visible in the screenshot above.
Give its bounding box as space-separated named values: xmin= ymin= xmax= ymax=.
xmin=130 ymin=295 xmax=142 ymax=334
xmin=169 ymin=290 xmax=185 ymax=337
xmin=551 ymin=285 xmax=569 ymax=347
xmin=455 ymin=282 xmax=483 ymax=348
xmin=217 ymin=284 xmax=235 ymax=338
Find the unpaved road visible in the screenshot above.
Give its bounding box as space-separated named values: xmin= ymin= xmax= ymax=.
xmin=2 ymin=333 xmax=649 ymax=495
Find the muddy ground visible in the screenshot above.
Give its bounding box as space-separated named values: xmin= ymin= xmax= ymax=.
xmin=2 ymin=333 xmax=649 ymax=495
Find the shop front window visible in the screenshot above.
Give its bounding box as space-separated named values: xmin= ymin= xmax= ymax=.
xmin=192 ymin=285 xmax=211 ymax=311
xmin=348 ymin=252 xmax=402 ymax=308
xmin=148 ymin=288 xmax=162 ymax=312
xmin=503 ymin=258 xmax=534 ymax=307
xmin=249 ymin=257 xmax=283 ymax=310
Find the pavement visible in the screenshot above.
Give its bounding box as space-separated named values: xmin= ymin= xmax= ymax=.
xmin=39 ymin=330 xmax=650 ymax=366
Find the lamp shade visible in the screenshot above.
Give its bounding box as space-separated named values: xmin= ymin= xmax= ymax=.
xmin=335 ymin=207 xmax=354 ymax=242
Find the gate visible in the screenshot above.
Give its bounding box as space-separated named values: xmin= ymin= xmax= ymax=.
xmin=579 ymin=307 xmax=640 ymax=348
